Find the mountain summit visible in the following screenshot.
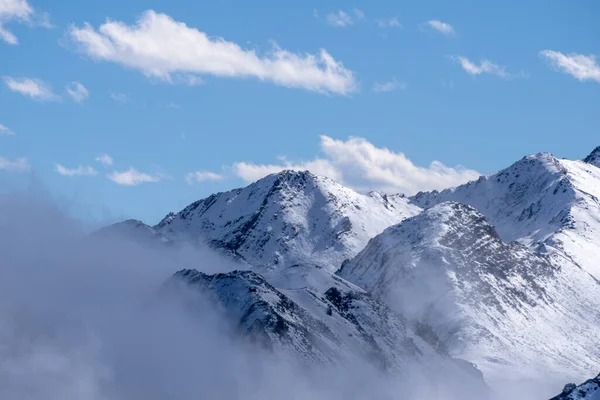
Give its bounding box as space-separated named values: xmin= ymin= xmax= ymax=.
xmin=411 ymin=150 xmax=600 ymax=279
xmin=584 ymin=146 xmax=600 ymax=168
xmin=155 ymin=170 xmax=420 ymax=271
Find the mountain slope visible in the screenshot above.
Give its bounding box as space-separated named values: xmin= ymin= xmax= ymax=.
xmin=584 ymin=146 xmax=600 ymax=168
xmin=338 ymin=202 xmax=600 ymax=393
xmin=155 ymin=170 xmax=420 ymax=272
xmin=411 ymin=150 xmax=600 ymax=279
xmin=550 ymin=374 xmax=600 ymax=400
xmin=95 ymin=219 xmax=174 ymax=247
xmin=164 ymin=266 xmax=489 ymax=398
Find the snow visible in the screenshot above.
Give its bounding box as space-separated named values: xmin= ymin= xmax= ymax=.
xmin=155 ymin=170 xmax=420 ymax=272
xmin=99 ymin=147 xmax=600 ymax=398
xmin=550 ymin=374 xmax=600 ymax=399
xmin=339 ymin=202 xmax=600 ymax=393
xmin=411 ymin=151 xmax=600 ymax=280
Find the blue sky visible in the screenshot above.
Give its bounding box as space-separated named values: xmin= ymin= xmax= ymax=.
xmin=1 ymin=0 xmax=598 ymax=225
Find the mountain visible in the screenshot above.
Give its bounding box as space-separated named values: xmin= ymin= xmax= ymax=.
xmin=155 ymin=170 xmax=420 ymax=272
xmin=164 ymin=266 xmax=489 ymax=398
xmin=411 ymin=150 xmax=600 ymax=280
xmin=550 ymin=374 xmax=600 ymax=400
xmin=338 ymin=202 xmax=600 ymax=394
xmin=584 ymin=146 xmax=600 ymax=168
xmin=95 ymin=219 xmax=174 ymax=247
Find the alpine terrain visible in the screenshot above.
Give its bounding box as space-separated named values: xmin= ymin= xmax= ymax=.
xmin=338 ymin=201 xmax=600 ymax=396
xmin=154 ymin=170 xmax=420 ymax=272
xmin=411 ymin=149 xmax=600 ymax=280
xmin=100 ymin=146 xmax=600 ymax=399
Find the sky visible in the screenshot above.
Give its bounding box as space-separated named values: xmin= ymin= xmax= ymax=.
xmin=0 ymin=0 xmax=598 ymax=225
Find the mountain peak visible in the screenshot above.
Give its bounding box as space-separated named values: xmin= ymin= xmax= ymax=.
xmin=153 ymin=169 xmax=420 ymax=271
xmin=583 ymin=146 xmax=600 ymax=167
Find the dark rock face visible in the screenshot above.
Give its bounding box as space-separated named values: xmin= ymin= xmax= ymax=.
xmin=164 ymin=267 xmax=488 ymax=385
xmin=583 ymin=146 xmax=600 ymax=168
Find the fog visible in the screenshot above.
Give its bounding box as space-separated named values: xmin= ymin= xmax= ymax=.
xmin=0 ymin=188 xmax=552 ymax=400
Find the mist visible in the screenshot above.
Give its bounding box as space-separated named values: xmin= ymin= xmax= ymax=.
xmin=0 ymin=187 xmax=548 ymax=400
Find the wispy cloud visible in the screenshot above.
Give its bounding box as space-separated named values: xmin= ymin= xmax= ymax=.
xmin=55 ymin=164 xmax=98 ymax=177
xmin=107 ymin=167 xmax=163 ymax=186
xmin=376 ymin=17 xmax=401 ymax=28
xmin=3 ymin=77 xmax=60 ymax=101
xmin=110 ymin=92 xmax=130 ymax=104
xmin=0 ymin=156 xmax=29 ymax=172
xmin=69 ymin=10 xmax=356 ymax=95
xmin=325 ymin=9 xmax=365 ymax=27
xmin=228 ymin=135 xmax=480 ymax=195
xmin=450 ymin=56 xmax=524 ymax=79
xmin=425 ymin=20 xmax=455 ymax=36
xmin=540 ymin=50 xmax=600 ymax=83
xmin=65 ymin=81 xmax=89 ymax=102
xmin=0 ymin=0 xmax=53 ymax=45
xmin=372 ymin=78 xmax=407 ymax=92
xmin=95 ymin=154 xmax=113 ymax=167
xmin=185 ymin=171 xmax=224 ymax=184
xmin=0 ymin=124 xmax=15 ymax=136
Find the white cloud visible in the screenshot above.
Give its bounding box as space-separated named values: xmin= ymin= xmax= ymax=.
xmin=325 ymin=9 xmax=365 ymax=28
xmin=65 ymin=81 xmax=89 ymax=102
xmin=0 ymin=123 xmax=15 ymax=136
xmin=230 ymin=136 xmax=480 ymax=195
xmin=3 ymin=77 xmax=60 ymax=101
xmin=0 ymin=0 xmax=51 ymax=44
xmin=0 ymin=156 xmax=29 ymax=172
xmin=372 ymin=78 xmax=407 ymax=92
xmin=539 ymin=50 xmax=600 ymax=83
xmin=0 ymin=0 xmax=32 ymax=44
xmin=107 ymin=167 xmax=162 ymax=186
xmin=185 ymin=171 xmax=224 ymax=184
xmin=95 ymin=154 xmax=113 ymax=167
xmin=326 ymin=10 xmax=354 ymax=27
xmin=69 ymin=10 xmax=356 ymax=95
xmin=377 ymin=17 xmax=401 ymax=28
xmin=55 ymin=164 xmax=98 ymax=177
xmin=426 ymin=20 xmax=455 ymax=36
xmin=110 ymin=92 xmax=130 ymax=104
xmin=450 ymin=56 xmax=524 ymax=79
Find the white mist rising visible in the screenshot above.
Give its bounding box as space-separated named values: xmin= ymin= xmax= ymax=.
xmin=0 ymin=188 xmax=544 ymax=400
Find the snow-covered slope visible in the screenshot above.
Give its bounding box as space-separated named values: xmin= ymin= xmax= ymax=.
xmin=95 ymin=219 xmax=174 ymax=247
xmin=155 ymin=170 xmax=420 ymax=272
xmin=551 ymin=374 xmax=600 ymax=400
xmin=411 ymin=149 xmax=600 ymax=279
xmin=338 ymin=202 xmax=600 ymax=392
xmin=165 ymin=266 xmax=489 ymax=398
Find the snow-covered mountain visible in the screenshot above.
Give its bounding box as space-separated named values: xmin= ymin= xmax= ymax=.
xmin=164 ymin=266 xmax=489 ymax=398
xmin=411 ymin=149 xmax=600 ymax=280
xmin=155 ymin=170 xmax=420 ymax=272
xmin=95 ymin=219 xmax=174 ymax=247
xmin=550 ymin=374 xmax=600 ymax=400
xmin=338 ymin=202 xmax=600 ymax=393
xmin=584 ymin=146 xmax=600 ymax=168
